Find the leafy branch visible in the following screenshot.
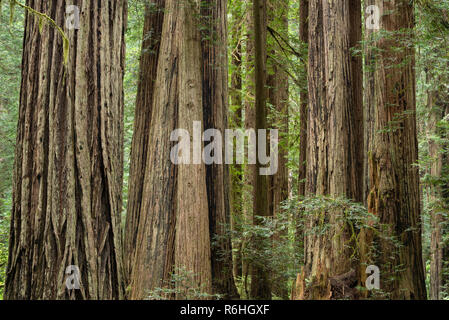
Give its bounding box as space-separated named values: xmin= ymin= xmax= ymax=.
xmin=1 ymin=0 xmax=69 ymax=64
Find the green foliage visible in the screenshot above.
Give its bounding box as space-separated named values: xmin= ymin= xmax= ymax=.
xmin=216 ymin=200 xmax=303 ymax=299
xmin=0 ymin=0 xmax=449 ymax=301
xmin=146 ymin=268 xmax=223 ymax=300
xmin=122 ymin=0 xmax=146 ymax=223
xmin=415 ymin=0 xmax=449 ymax=299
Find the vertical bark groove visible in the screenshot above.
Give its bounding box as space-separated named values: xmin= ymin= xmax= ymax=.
xmin=5 ymin=0 xmax=127 ymax=300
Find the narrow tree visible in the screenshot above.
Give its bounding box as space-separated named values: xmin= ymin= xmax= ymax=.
xmin=292 ymin=0 xmax=309 ymax=300
xmin=267 ymin=0 xmax=289 ymax=300
xmin=124 ymin=0 xmax=165 ymax=287
xmin=201 ymin=0 xmax=239 ymax=299
xmin=296 ymin=0 xmax=308 ymax=260
xmin=229 ymin=2 xmax=244 ymax=281
xmin=5 ymin=0 xmax=127 ymax=300
xmin=242 ymin=0 xmax=255 ymax=297
xmin=250 ymin=0 xmax=271 ymax=300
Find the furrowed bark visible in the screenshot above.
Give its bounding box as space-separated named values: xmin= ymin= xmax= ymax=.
xmin=128 ymin=0 xmax=179 ymax=299
xmin=301 ymin=0 xmax=363 ymax=300
xmin=292 ymin=0 xmax=308 ymax=300
xmin=129 ymin=0 xmax=212 ymax=300
xmin=124 ymin=0 xmax=165 ymax=289
xmin=5 ymin=0 xmax=127 ymax=300
xmin=201 ymin=0 xmax=239 ymax=299
xmin=368 ymin=0 xmax=426 ymax=300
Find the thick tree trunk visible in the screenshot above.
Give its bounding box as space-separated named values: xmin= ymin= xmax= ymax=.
xmin=124 ymin=0 xmax=165 ymax=288
xmin=5 ymin=0 xmax=127 ymax=300
xmin=428 ymin=91 xmax=449 ymax=300
xmin=368 ymin=0 xmax=426 ymax=300
xmin=201 ymin=0 xmax=239 ymax=299
xmin=128 ymin=0 xmax=212 ymax=300
xmin=175 ymin=0 xmax=212 ymax=298
xmin=301 ymin=0 xmax=363 ymax=300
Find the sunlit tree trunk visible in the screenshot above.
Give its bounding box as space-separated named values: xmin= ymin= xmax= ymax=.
xmin=128 ymin=0 xmax=212 ymax=300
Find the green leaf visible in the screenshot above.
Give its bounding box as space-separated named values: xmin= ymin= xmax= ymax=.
xmin=63 ymin=37 xmax=69 ymax=65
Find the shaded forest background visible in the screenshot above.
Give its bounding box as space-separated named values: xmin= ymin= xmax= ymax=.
xmin=0 ymin=0 xmax=448 ymax=300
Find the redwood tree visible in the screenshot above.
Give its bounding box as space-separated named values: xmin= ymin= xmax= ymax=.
xmin=201 ymin=0 xmax=239 ymax=299
xmin=300 ymin=0 xmax=364 ymax=300
xmin=124 ymin=0 xmax=165 ymax=287
xmin=368 ymin=0 xmax=427 ymax=299
xmin=250 ymin=0 xmax=271 ymax=300
xmin=128 ymin=0 xmax=237 ymax=300
xmin=5 ymin=0 xmax=127 ymax=300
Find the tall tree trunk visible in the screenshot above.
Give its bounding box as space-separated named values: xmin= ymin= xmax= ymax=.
xmin=250 ymin=0 xmax=271 ymax=300
xmin=267 ymin=0 xmax=289 ymax=300
xmin=428 ymin=90 xmax=449 ymax=300
xmin=201 ymin=0 xmax=239 ymax=299
xmin=124 ymin=0 xmax=165 ymax=288
xmin=242 ymin=0 xmax=255 ymax=298
xmin=297 ymin=0 xmax=308 ymax=263
xmin=300 ymin=0 xmax=363 ymax=300
xmin=128 ymin=0 xmax=212 ymax=300
xmin=230 ymin=38 xmax=243 ymax=282
xmin=363 ymin=0 xmax=376 ymax=207
xmin=368 ymin=0 xmax=426 ymax=299
xmin=292 ymin=0 xmax=308 ymax=301
xmin=350 ymin=0 xmax=364 ymax=203
xmin=5 ymin=0 xmax=127 ymax=300
xmin=360 ymin=0 xmax=376 ymax=291
xmin=175 ymin=0 xmax=212 ymax=298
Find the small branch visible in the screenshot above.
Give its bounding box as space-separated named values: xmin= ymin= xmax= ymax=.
xmin=12 ymin=0 xmax=69 ymax=64
xmin=267 ymin=25 xmax=304 ymax=63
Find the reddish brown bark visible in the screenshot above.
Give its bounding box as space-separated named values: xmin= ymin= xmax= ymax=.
xmin=5 ymin=0 xmax=127 ymax=300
